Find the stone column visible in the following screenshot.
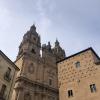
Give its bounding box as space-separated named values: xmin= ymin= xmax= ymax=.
xmin=34 ymin=93 xmax=38 ymax=100
xmin=17 ymin=88 xmax=23 ymax=100
xmin=11 ymin=89 xmax=18 ymax=100
xmin=45 ymin=95 xmax=48 ymax=100
xmin=39 ymin=93 xmax=41 ymax=100
xmin=32 ymin=92 xmax=35 ymax=100
xmin=14 ymin=89 xmax=19 ymax=100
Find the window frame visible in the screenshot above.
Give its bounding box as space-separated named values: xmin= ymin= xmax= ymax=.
xmin=31 ymin=48 xmax=36 ymax=54
xmin=0 ymin=84 xmax=6 ymax=97
xmin=75 ymin=61 xmax=80 ymax=68
xmin=49 ymin=79 xmax=52 ymax=86
xmin=4 ymin=67 xmax=11 ymax=81
xmin=68 ymin=90 xmax=73 ymax=98
xmin=90 ymin=84 xmax=96 ymax=93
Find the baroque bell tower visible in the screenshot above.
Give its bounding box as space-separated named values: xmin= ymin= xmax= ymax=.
xmin=12 ymin=25 xmax=43 ymax=100
xmin=17 ymin=24 xmax=41 ymax=59
xmin=52 ymin=39 xmax=66 ymax=62
xmin=12 ymin=24 xmax=65 ymax=100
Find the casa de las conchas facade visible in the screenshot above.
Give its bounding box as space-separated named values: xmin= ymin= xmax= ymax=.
xmin=11 ymin=24 xmax=66 ymax=100
xmin=58 ymin=48 xmax=100 ymax=100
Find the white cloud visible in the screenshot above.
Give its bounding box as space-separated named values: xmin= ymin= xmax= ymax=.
xmin=36 ymin=0 xmax=52 ymax=34
xmin=0 ymin=5 xmax=12 ymax=30
xmin=0 ymin=0 xmax=100 ymax=61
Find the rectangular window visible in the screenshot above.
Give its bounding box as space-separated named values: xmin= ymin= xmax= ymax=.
xmin=68 ymin=90 xmax=73 ymax=98
xmin=49 ymin=79 xmax=52 ymax=85
xmin=0 ymin=84 xmax=6 ymax=96
xmin=75 ymin=62 xmax=80 ymax=68
xmin=7 ymin=67 xmax=11 ymax=75
xmin=90 ymin=84 xmax=96 ymax=93
xmin=4 ymin=67 xmax=11 ymax=81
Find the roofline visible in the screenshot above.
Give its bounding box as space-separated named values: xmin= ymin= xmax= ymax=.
xmin=57 ymin=47 xmax=100 ymax=63
xmin=0 ymin=50 xmax=20 ymax=71
xmin=14 ymin=53 xmax=24 ymax=63
xmin=16 ymin=76 xmax=59 ymax=93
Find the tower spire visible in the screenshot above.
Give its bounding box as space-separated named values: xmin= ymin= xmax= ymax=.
xmin=55 ymin=38 xmax=60 ymax=46
xmin=29 ymin=24 xmax=38 ymax=37
xmin=52 ymin=39 xmax=66 ymax=61
xmin=16 ymin=24 xmax=41 ymax=59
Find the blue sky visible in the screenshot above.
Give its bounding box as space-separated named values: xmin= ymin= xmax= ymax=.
xmin=0 ymin=0 xmax=100 ymax=61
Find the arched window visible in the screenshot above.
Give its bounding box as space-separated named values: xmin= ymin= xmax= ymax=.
xmin=31 ymin=48 xmax=36 ymax=54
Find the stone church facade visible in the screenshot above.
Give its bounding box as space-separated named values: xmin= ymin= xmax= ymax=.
xmin=11 ymin=25 xmax=66 ymax=100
